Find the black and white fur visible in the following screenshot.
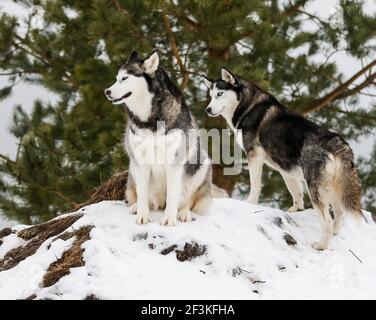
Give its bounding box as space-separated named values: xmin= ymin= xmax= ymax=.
xmin=105 ymin=51 xmax=223 ymax=226
xmin=203 ymin=68 xmax=362 ymax=250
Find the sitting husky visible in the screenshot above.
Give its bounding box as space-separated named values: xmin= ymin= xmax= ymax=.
xmin=105 ymin=50 xmax=223 ymax=225
xmin=203 ymin=68 xmax=362 ymax=250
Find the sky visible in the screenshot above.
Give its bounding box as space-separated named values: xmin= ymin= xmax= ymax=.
xmin=0 ymin=0 xmax=375 ymax=159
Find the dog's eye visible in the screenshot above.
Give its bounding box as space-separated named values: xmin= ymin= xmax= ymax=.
xmin=121 ymin=76 xmax=128 ymax=81
xmin=217 ymin=91 xmax=223 ymax=97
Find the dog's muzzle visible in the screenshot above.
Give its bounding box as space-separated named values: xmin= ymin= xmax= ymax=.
xmin=112 ymin=92 xmax=132 ymax=103
xmin=104 ymin=89 xmax=112 ymax=100
xmin=104 ymin=89 xmax=132 ymax=103
xmin=206 ymin=106 xmax=217 ymax=117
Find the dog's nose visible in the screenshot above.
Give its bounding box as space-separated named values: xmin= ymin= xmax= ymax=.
xmin=206 ymin=107 xmax=212 ymax=114
xmin=105 ymin=89 xmax=111 ymax=96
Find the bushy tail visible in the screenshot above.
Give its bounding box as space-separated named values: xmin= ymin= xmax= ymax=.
xmin=191 ymin=184 xmax=228 ymax=215
xmin=210 ymin=184 xmax=229 ymax=198
xmin=333 ymin=147 xmax=362 ymax=218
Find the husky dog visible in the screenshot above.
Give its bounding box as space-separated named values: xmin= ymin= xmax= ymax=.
xmin=105 ymin=50 xmax=224 ymax=226
xmin=203 ymin=68 xmax=362 ymax=250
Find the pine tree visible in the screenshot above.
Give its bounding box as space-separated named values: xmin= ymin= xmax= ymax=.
xmin=0 ymin=0 xmax=375 ymax=223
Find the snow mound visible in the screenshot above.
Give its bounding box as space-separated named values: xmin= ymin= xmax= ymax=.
xmin=0 ymin=198 xmax=375 ymax=300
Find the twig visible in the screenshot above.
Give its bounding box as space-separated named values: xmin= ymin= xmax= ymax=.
xmin=348 ymin=249 xmax=363 ymax=263
xmin=302 ymin=59 xmax=376 ymax=114
xmin=251 ymin=279 xmax=266 ymax=284
xmin=236 ymin=266 xmax=250 ymax=273
xmin=337 ymin=73 xmax=376 ymax=100
xmin=283 ymin=0 xmax=309 ymax=17
xmin=0 ymin=70 xmax=29 ymax=76
xmin=0 ymin=153 xmax=16 ymax=165
xmin=38 ymin=185 xmax=77 ymax=207
xmin=161 ymin=11 xmax=189 ymax=88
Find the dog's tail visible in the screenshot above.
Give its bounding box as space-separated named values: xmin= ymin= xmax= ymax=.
xmin=332 ymin=145 xmax=362 ymax=218
xmin=210 ymin=184 xmax=229 ymax=198
xmin=192 ymin=195 xmax=211 ymax=215
xmin=191 ymin=184 xmax=228 ymax=215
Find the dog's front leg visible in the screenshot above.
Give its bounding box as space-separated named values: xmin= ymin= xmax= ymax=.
xmin=247 ymin=151 xmax=264 ymax=204
xmin=161 ymin=164 xmax=184 ymax=226
xmin=134 ymin=164 xmax=151 ymax=224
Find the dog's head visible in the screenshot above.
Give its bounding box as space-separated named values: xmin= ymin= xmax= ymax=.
xmin=202 ymin=68 xmax=242 ymax=118
xmin=104 ymin=50 xmax=159 ymax=105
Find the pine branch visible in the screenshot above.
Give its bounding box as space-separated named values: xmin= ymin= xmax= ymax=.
xmin=161 ymin=11 xmax=189 ymax=88
xmin=110 ymin=0 xmax=129 ymax=17
xmin=283 ymin=0 xmax=309 ymax=17
xmin=0 ymin=154 xmax=15 ymax=165
xmin=0 ymin=70 xmax=29 ymax=76
xmin=177 ymin=15 xmax=200 ymax=34
xmin=331 ymin=106 xmax=376 ymax=121
xmin=337 ymin=72 xmax=376 ymax=100
xmin=13 ymin=39 xmax=50 ymax=66
xmin=39 ymin=185 xmax=77 ymax=207
xmin=359 ymin=91 xmax=376 ymax=98
xmin=12 ymin=39 xmax=77 ymax=89
xmin=110 ymin=0 xmax=146 ymax=47
xmin=302 ymin=59 xmax=376 ymax=114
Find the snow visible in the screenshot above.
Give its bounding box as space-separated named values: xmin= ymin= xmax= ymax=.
xmin=0 ymin=198 xmax=375 ymax=300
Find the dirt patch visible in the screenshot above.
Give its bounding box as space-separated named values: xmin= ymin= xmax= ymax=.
xmin=133 ymin=232 xmax=148 ymax=241
xmin=273 ymin=217 xmax=283 ymax=228
xmin=285 ymin=215 xmax=298 ymax=226
xmin=43 ymin=225 xmax=93 ymax=287
xmin=257 ymin=225 xmax=272 ymax=240
xmin=84 ymin=294 xmax=99 ymax=300
xmin=0 ymin=227 xmax=12 ymax=239
xmin=160 ymin=244 xmax=177 ymax=255
xmin=72 ymin=171 xmax=128 ymax=212
xmin=283 ymin=233 xmax=297 ymax=246
xmin=277 ymin=265 xmax=287 ymax=271
xmin=0 ymin=214 xmax=83 ymax=272
xmin=176 ymin=242 xmax=207 ymax=262
xmin=160 ymin=242 xmax=207 ymax=261
xmin=18 ymin=214 xmax=83 ymax=240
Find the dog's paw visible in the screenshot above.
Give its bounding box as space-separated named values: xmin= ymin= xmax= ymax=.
xmin=161 ymin=215 xmax=177 ymax=226
xmin=312 ymin=242 xmax=327 ymax=251
xmin=128 ymin=203 xmax=137 ymax=215
xmin=136 ymin=213 xmax=151 ymax=225
xmin=288 ymin=205 xmax=304 ymax=213
xmin=177 ymin=210 xmax=192 ymax=223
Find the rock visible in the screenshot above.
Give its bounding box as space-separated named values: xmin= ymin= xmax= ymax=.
xmin=283 ymin=233 xmax=297 ymax=246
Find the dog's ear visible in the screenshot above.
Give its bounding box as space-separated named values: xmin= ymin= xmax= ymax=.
xmin=221 ymin=67 xmax=236 ymax=85
xmin=202 ymin=76 xmax=213 ymax=89
xmin=128 ymin=50 xmax=139 ymax=62
xmin=143 ymin=50 xmax=159 ymax=74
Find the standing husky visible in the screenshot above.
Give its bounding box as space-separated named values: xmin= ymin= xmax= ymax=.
xmin=203 ymin=68 xmax=362 ymax=250
xmin=105 ymin=50 xmax=222 ymax=226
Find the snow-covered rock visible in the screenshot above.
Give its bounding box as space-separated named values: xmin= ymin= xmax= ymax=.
xmin=0 ymin=198 xmax=375 ymax=300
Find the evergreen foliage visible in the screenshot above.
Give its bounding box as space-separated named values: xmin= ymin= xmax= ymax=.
xmin=0 ymin=0 xmax=375 ymax=222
